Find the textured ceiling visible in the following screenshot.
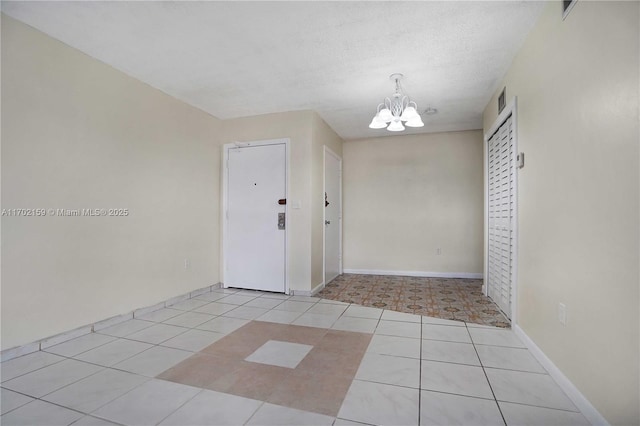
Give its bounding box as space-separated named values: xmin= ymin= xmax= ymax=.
xmin=2 ymin=1 xmax=544 ymax=140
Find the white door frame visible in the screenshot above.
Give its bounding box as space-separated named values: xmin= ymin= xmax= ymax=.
xmin=222 ymin=138 xmax=291 ymax=294
xmin=483 ymin=97 xmax=518 ymax=324
xmin=322 ymin=146 xmax=343 ymax=287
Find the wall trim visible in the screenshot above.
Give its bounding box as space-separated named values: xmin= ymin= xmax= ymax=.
xmin=1 ymin=342 xmax=41 ymax=363
xmin=343 ymin=269 xmax=483 ymax=279
xmin=92 ymin=312 xmax=133 ymax=333
xmin=292 ymin=281 xmax=325 ymax=297
xmin=1 ymin=282 xmax=222 ymax=362
xmin=513 ymin=324 xmax=609 ymax=426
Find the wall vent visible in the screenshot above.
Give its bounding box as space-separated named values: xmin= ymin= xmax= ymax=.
xmin=498 ymin=87 xmax=506 ymax=114
xmin=563 ymin=0 xmax=577 ymax=20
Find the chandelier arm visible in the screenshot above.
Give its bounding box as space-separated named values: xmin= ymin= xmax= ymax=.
xmin=371 ymin=73 xmax=427 ymax=131
xmin=402 ymin=96 xmax=409 ymax=112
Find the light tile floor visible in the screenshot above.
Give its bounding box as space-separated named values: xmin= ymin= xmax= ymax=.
xmin=1 ymin=287 xmax=590 ymax=426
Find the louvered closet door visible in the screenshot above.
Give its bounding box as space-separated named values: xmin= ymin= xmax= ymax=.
xmin=487 ymin=115 xmax=514 ymax=318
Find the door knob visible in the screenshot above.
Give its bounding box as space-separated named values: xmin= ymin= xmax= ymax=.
xmin=325 ymin=220 xmax=331 ymax=225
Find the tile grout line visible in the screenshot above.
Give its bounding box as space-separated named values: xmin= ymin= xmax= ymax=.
xmin=0 ymin=393 xmax=31 ymax=417
xmin=2 ymin=394 xmax=88 ymax=421
xmin=43 ymin=335 xmax=121 ymax=360
xmin=1 ymin=357 xmax=69 ymax=385
xmin=242 ymin=401 xmax=268 ymax=426
xmin=4 ymin=351 xmax=102 ymax=383
xmin=70 ymin=414 xmax=127 ymax=426
xmin=63 ymin=370 xmax=151 ymax=424
xmin=41 ymin=330 xmax=196 ymax=377
xmin=2 ymin=359 xmax=150 ymax=423
xmin=85 ymin=377 xmax=157 ymax=425
xmin=153 ymin=387 xmax=206 ymax=426
xmin=468 ymin=323 xmax=508 ymax=426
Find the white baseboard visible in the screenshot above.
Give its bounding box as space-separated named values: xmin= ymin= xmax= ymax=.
xmin=1 ymin=342 xmax=40 ymax=363
xmin=513 ymin=324 xmax=609 ymax=426
xmin=1 ymin=282 xmax=221 ymax=362
xmin=291 ymin=282 xmax=325 ymax=297
xmin=133 ymin=301 xmax=166 ymax=319
xmin=190 ymin=287 xmax=212 ymax=298
xmin=40 ymin=325 xmax=93 ymax=350
xmin=311 ymin=282 xmax=325 ymax=296
xmin=343 ymin=269 xmax=483 ymax=279
xmin=164 ymin=293 xmax=191 ymax=308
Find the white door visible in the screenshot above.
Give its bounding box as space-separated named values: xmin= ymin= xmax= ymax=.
xmin=324 ymin=147 xmax=342 ymax=284
xmin=487 ymin=115 xmax=515 ymax=318
xmin=226 ymin=143 xmax=286 ymax=292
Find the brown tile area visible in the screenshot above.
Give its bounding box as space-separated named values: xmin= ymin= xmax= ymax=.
xmin=158 ymin=352 xmax=242 ymax=388
xmin=317 ymin=274 xmax=510 ymax=327
xmin=267 ymin=370 xmax=353 ymax=416
xmin=212 ymin=361 xmax=293 ymax=401
xmin=297 ymin=330 xmax=372 ymax=378
xmin=315 ymin=329 xmax=372 ymax=353
xmin=157 ymin=321 xmax=372 ymax=417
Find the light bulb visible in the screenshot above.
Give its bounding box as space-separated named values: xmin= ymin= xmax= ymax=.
xmin=405 ymin=116 xmax=424 ymax=127
xmin=400 ymin=106 xmax=418 ymax=121
xmin=369 ymin=115 xmax=387 ymax=129
xmin=387 ymin=120 xmax=405 ymax=132
xmin=378 ymin=108 xmax=393 ymax=122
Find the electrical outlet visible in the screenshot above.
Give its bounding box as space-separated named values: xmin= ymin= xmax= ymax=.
xmin=184 ymin=258 xmax=191 ymax=270
xmin=558 ymin=303 xmax=567 ymax=325
xmin=436 ymin=248 xmax=442 ymax=255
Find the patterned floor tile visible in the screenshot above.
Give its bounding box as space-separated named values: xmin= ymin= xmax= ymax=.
xmin=317 ymin=274 xmax=509 ymax=327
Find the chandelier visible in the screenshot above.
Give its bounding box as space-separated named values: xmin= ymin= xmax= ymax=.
xmin=369 ymin=73 xmax=424 ymax=132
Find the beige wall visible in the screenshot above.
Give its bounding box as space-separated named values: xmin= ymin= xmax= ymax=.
xmin=310 ymin=113 xmax=343 ymax=289
xmin=219 ymin=111 xmax=315 ymax=292
xmin=483 ymin=2 xmax=639 ymax=424
xmin=1 ymin=15 xmax=222 ymax=350
xmin=343 ymin=131 xmax=484 ymax=275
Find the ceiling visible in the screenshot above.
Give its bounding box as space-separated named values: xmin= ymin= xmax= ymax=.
xmin=2 ymin=1 xmax=545 ymax=140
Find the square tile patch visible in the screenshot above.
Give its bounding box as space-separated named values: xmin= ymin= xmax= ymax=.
xmin=245 ymin=340 xmax=313 ymax=369
xmin=158 ymin=320 xmax=372 ymax=417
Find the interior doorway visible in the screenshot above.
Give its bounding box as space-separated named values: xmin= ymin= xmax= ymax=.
xmin=323 ymin=146 xmax=342 ymax=286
